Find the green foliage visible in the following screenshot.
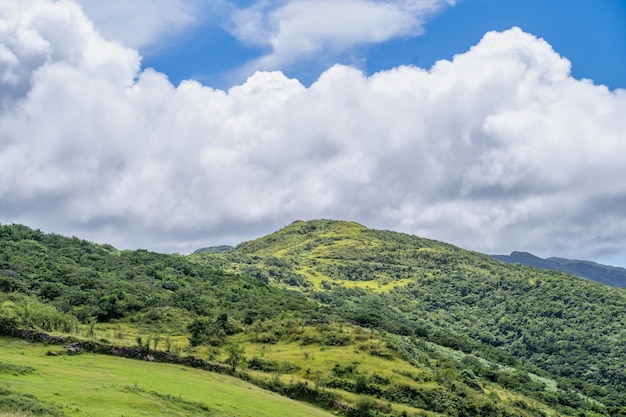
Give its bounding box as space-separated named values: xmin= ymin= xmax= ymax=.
xmin=0 ymin=293 xmax=77 ymax=333
xmin=0 ymin=224 xmax=324 ymax=333
xmin=4 ymin=221 xmax=626 ymax=416
xmin=225 ymin=341 xmax=246 ymax=372
xmin=192 ymin=245 xmax=234 ymax=255
xmin=187 ymin=313 xmax=243 ymax=347
xmin=247 ymin=357 xmax=299 ymax=373
xmin=349 ymin=398 xmax=375 ymax=417
xmin=0 ymin=361 xmax=35 ymax=375
xmin=202 ymin=219 xmax=626 ymax=413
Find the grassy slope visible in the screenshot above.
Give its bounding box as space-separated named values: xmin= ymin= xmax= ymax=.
xmin=0 ymin=337 xmax=333 ymax=417
xmin=68 ymin=317 xmax=569 ymax=416
xmin=234 ymin=318 xmax=573 ymax=417
xmin=0 ymin=327 xmax=567 ymax=417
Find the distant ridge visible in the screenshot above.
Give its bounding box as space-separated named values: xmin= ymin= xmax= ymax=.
xmin=492 ymin=251 xmax=626 ymax=288
xmin=192 ymin=245 xmax=234 ymax=255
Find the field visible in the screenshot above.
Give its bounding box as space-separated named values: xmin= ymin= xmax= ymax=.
xmin=0 ymin=337 xmax=334 ymax=417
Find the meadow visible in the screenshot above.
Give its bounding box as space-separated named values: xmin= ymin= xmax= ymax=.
xmin=0 ymin=337 xmax=333 ymax=417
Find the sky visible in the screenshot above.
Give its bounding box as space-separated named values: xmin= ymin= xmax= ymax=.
xmin=1 ymin=0 xmax=626 ymax=267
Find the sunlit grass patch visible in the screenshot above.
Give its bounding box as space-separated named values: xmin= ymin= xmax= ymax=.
xmin=300 ymin=265 xmax=413 ymax=292
xmin=0 ymin=337 xmax=334 ymax=417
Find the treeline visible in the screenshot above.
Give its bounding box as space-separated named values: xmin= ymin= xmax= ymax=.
xmin=0 ymin=224 xmax=323 ymax=329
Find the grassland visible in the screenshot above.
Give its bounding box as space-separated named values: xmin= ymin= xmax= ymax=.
xmin=0 ymin=337 xmax=334 ymax=417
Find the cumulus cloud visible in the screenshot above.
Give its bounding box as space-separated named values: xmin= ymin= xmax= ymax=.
xmin=230 ymin=0 xmax=454 ymax=71
xmin=1 ymin=0 xmax=626 ymax=262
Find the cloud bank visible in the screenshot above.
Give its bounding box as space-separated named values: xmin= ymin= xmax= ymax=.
xmin=1 ymin=0 xmax=626 ymax=262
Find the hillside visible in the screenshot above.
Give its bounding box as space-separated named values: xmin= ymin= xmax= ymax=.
xmin=196 ymin=221 xmax=626 ymax=398
xmin=0 ymin=336 xmax=333 ymax=417
xmin=492 ymin=251 xmax=626 ymax=288
xmin=3 ymin=221 xmax=626 ymax=416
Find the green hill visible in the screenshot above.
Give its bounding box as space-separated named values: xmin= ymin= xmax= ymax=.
xmin=196 ymin=220 xmax=626 ymax=400
xmin=3 ymin=220 xmax=626 ymax=416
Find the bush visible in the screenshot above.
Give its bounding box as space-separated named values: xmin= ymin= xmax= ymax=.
xmin=0 ymin=315 xmax=20 ymax=333
xmin=0 ymin=387 xmax=65 ymax=416
xmin=349 ymin=398 xmax=375 ymax=417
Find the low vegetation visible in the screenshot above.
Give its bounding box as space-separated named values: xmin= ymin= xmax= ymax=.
xmin=0 ymin=337 xmax=333 ymax=417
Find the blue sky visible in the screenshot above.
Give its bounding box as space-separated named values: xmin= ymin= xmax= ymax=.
xmin=142 ymin=0 xmax=626 ymax=91
xmin=2 ymin=0 xmax=626 ymax=267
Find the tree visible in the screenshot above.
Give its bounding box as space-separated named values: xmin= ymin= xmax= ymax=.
xmin=225 ymin=341 xmax=246 ymax=372
xmin=187 ymin=317 xmax=212 ymax=347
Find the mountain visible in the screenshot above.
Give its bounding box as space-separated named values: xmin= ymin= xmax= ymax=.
xmin=4 ymin=220 xmax=626 ymax=416
xmin=199 ymin=220 xmax=626 ymax=390
xmin=492 ymin=251 xmax=626 ymax=287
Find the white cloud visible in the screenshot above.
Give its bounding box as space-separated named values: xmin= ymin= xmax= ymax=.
xmin=2 ymin=0 xmax=626 ymax=264
xmin=0 ymin=0 xmax=140 ymax=110
xmin=230 ymin=0 xmax=454 ymax=71
xmin=74 ymin=0 xmax=215 ymax=49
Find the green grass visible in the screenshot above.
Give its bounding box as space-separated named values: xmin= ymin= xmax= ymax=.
xmin=300 ymin=266 xmax=414 ymax=292
xmin=0 ymin=337 xmax=334 ymax=417
xmin=244 ymin=340 xmax=435 ymax=388
xmin=210 ymin=219 xmax=437 ymax=292
xmin=70 ymin=322 xmax=190 ymax=353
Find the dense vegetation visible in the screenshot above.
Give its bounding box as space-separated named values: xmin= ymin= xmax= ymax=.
xmin=3 ymin=220 xmax=626 ymax=416
xmin=0 ymin=223 xmax=322 ymax=330
xmin=196 ymin=220 xmax=626 ymax=412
